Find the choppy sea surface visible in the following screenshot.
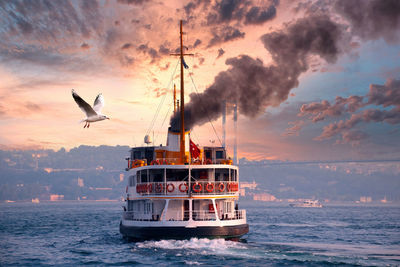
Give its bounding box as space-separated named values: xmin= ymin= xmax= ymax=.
xmin=1 ymin=202 xmax=399 ymax=266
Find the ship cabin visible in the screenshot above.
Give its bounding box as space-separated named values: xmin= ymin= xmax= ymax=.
xmin=124 ymin=131 xmax=244 ymax=223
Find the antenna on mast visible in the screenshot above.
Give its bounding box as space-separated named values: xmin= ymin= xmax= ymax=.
xmin=170 ymin=20 xmax=194 ymax=164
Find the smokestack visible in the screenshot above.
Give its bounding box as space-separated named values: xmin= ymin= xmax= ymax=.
xmin=222 ymin=101 xmax=226 ymax=148
xmin=233 ymin=103 xmax=238 ymax=165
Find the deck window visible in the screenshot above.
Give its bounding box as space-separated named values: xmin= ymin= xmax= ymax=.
xmin=129 ymin=175 xmax=136 ymax=186
xmin=137 ymin=170 xmax=148 ymax=183
xmin=215 ymin=168 xmax=229 ymax=181
xmin=166 ymin=169 xmax=188 ymax=181
xmin=216 ymin=150 xmax=224 ymax=159
xmin=149 ymin=169 xmax=164 ymax=182
xmin=230 ymin=169 xmax=237 ymax=181
xmin=191 ymin=168 xmax=213 ymax=181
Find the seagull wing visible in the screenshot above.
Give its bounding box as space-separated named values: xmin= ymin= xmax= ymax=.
xmin=72 ymin=89 xmax=97 ymax=117
xmin=93 ymin=93 xmax=105 ymax=114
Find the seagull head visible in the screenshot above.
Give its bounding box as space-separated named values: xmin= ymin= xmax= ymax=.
xmin=102 ymin=115 xmax=110 ymax=120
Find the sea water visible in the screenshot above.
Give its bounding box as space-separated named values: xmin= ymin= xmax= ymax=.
xmin=0 ymin=202 xmax=399 ymax=266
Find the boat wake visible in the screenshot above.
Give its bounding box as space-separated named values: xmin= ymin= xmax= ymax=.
xmin=136 ymin=237 xmax=247 ymax=251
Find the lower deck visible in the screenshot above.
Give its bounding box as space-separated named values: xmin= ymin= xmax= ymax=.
xmin=123 ymin=197 xmax=244 ymax=222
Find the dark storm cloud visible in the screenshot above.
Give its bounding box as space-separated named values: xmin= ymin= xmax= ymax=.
xmin=244 ymin=5 xmax=277 ymax=25
xmin=334 ymin=0 xmax=400 ymax=43
xmin=208 ymin=26 xmax=245 ymax=47
xmin=0 ymin=0 xmax=103 ymax=41
xmin=204 ymin=0 xmax=279 ymax=26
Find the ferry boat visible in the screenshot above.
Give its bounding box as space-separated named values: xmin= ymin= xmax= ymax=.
xmin=119 ymin=21 xmax=249 ymax=240
xmin=289 ymin=199 xmax=323 ymax=208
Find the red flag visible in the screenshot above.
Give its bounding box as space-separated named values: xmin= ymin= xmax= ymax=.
xmin=190 ymin=139 xmax=200 ymax=159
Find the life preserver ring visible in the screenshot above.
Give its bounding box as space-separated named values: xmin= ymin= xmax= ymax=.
xmin=179 ymin=183 xmax=188 ymax=192
xmin=166 ymin=183 xmax=175 ymax=193
xmin=218 ymin=183 xmax=225 ymax=192
xmin=205 ymin=159 xmax=212 ymax=164
xmin=155 ymin=183 xmax=163 ymax=193
xmin=163 ymin=159 xmax=168 ymax=165
xmin=233 ymin=182 xmax=238 ymax=191
xmin=206 ymin=183 xmax=214 ymax=192
xmin=192 ymin=183 xmax=202 ymax=193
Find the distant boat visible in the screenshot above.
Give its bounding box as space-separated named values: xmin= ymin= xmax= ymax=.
xmin=289 ymin=199 xmax=322 ymax=208
xmin=5 ymin=200 xmax=15 ymax=203
xmin=32 ymin=198 xmax=40 ymax=203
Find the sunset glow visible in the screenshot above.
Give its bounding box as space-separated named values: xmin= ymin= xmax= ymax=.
xmin=0 ymin=0 xmax=399 ymax=161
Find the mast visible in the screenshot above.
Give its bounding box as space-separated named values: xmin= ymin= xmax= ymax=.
xmin=179 ymin=20 xmax=185 ymax=164
xmin=173 ymin=84 xmax=177 ymax=113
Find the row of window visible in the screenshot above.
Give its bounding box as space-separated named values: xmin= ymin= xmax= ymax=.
xmin=129 ymin=168 xmax=238 ymax=185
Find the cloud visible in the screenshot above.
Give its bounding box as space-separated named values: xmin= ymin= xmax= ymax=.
xmin=117 ymin=0 xmax=149 ymax=5
xmin=208 ymin=26 xmax=245 ymax=47
xmin=81 ymin=43 xmax=91 ymax=50
xmin=284 ymin=120 xmax=305 ymax=136
xmin=244 ymin=5 xmax=277 ymax=25
xmin=171 ymin=14 xmax=346 ymax=131
xmin=216 ymin=48 xmax=225 ymax=59
xmin=334 ymin=0 xmax=400 ymax=43
xmin=305 ymin=79 xmax=400 ymax=143
xmin=299 ymin=95 xmax=365 ymax=122
xmin=182 ymin=0 xmax=278 ymax=48
xmin=316 ymin=108 xmax=400 ymax=141
xmin=121 ymin=43 xmax=134 ymax=50
xmin=336 ymin=130 xmax=369 ymax=146
xmin=202 ymin=0 xmax=278 ymax=26
xmin=0 ymin=0 xmax=102 ymax=42
xmin=171 ymin=0 xmax=400 ymax=135
xmin=193 ymin=39 xmax=202 ymax=48
xmin=367 ymin=79 xmax=400 ymax=107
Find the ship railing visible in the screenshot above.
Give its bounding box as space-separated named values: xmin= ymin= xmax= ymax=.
xmin=123 ymin=210 xmax=246 ymax=222
xmin=136 ymin=181 xmax=239 ymax=195
xmin=219 ymin=209 xmax=246 ymax=220
xmin=127 ymin=157 xmax=235 ymax=169
xmin=165 ymin=210 xmax=217 ymax=221
xmin=123 ymin=211 xmax=162 ymax=221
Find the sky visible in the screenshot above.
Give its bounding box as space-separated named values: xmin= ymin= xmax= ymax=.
xmin=0 ymin=0 xmax=399 ymax=161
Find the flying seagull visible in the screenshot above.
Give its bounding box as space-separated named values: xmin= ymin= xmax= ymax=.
xmin=71 ymin=89 xmax=109 ymax=128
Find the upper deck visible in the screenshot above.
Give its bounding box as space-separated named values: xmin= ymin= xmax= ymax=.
xmin=126 ymin=164 xmax=239 ymax=197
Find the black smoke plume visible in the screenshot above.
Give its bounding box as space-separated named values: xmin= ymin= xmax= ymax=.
xmin=170 ymin=0 xmax=400 ymax=131
xmin=170 ymin=15 xmax=344 ymax=131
